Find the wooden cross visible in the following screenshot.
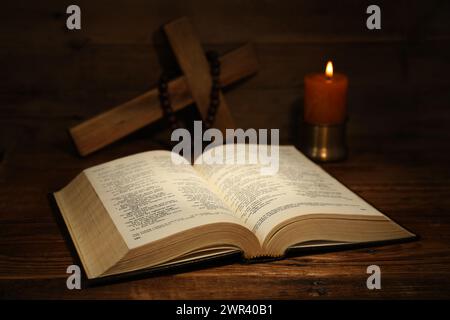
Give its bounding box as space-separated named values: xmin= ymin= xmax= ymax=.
xmin=70 ymin=17 xmax=259 ymax=156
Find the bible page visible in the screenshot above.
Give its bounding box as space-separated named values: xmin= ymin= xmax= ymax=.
xmin=84 ymin=150 xmax=245 ymax=249
xmin=194 ymin=145 xmax=384 ymax=243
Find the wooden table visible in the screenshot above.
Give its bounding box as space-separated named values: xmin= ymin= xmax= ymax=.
xmin=1 ymin=104 xmax=450 ymax=299
xmin=2 ymin=0 xmax=450 ymax=299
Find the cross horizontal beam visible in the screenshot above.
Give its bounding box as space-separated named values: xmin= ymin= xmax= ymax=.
xmin=69 ymin=43 xmax=258 ymax=156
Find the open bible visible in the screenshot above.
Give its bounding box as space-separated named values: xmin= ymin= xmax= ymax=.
xmin=54 ymin=145 xmax=414 ymax=279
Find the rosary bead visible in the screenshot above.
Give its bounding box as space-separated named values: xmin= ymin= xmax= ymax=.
xmin=158 ymin=83 xmax=168 ymax=92
xmin=206 ymin=51 xmax=219 ymax=61
xmin=211 ymin=66 xmax=220 ymax=76
xmin=159 ymin=91 xmax=169 ymax=99
xmin=158 ymin=73 xmax=179 ymax=131
xmin=161 ymin=99 xmax=171 ymax=108
xmin=210 ymin=59 xmax=220 ymax=68
xmin=211 ymin=76 xmax=220 ymax=85
xmin=210 ymin=90 xmax=219 ymax=100
xmin=168 ymin=114 xmax=176 ymax=123
xmin=210 ymin=98 xmax=220 ymax=107
xmin=158 ymin=79 xmax=168 ymax=91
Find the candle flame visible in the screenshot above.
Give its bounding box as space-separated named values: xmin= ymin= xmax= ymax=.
xmin=325 ymin=61 xmax=333 ymax=79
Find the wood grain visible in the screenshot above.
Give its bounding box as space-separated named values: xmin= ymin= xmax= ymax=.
xmin=2 ymin=0 xmax=450 ymax=299
xmin=2 ymin=0 xmax=449 ymax=46
xmin=69 ymin=43 xmax=257 ymax=156
xmin=164 ymin=17 xmax=235 ymax=132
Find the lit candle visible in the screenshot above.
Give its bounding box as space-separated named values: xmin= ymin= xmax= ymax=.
xmin=304 ymin=61 xmax=348 ymax=125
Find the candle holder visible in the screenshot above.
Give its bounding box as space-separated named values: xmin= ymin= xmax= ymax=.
xmin=301 ymin=121 xmax=347 ymax=162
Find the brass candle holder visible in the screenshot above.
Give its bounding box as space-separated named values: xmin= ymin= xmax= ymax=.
xmin=301 ymin=120 xmax=347 ymax=162
xmin=301 ymin=60 xmax=349 ymax=162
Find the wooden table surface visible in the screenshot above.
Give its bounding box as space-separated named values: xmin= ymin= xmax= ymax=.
xmin=2 ymin=0 xmax=450 ymax=299
xmin=1 ymin=108 xmax=450 ymax=299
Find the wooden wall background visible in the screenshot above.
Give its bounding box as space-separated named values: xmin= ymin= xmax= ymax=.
xmin=2 ymin=0 xmax=450 ymax=298
xmin=3 ymin=0 xmax=450 ymax=144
